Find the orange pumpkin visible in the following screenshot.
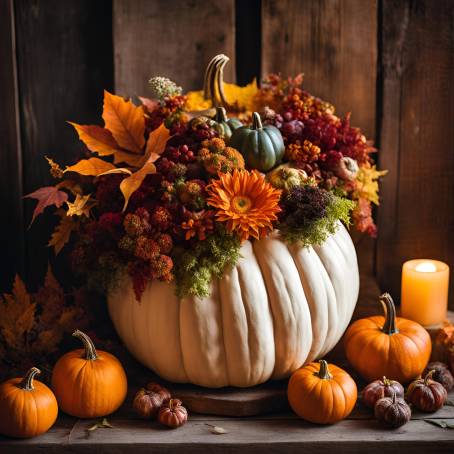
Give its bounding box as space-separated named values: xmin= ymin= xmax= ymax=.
xmin=0 ymin=367 xmax=58 ymax=438
xmin=287 ymin=360 xmax=357 ymax=424
xmin=52 ymin=329 xmax=127 ymax=418
xmin=344 ymin=293 xmax=431 ymax=383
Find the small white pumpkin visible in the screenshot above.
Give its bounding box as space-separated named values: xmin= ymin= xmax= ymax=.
xmin=108 ymin=222 xmax=359 ymax=388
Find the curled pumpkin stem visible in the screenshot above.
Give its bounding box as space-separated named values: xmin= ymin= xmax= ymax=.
xmin=424 ymin=369 xmax=436 ymax=384
xmin=73 ymin=329 xmax=98 ymax=361
xmin=202 ymin=54 xmax=232 ymax=109
xmin=379 ymin=293 xmax=399 ymax=335
xmin=20 ymin=367 xmax=41 ymax=391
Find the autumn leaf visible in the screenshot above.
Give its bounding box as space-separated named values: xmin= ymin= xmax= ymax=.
xmin=48 ymin=211 xmax=79 ymax=254
xmin=102 ymin=90 xmax=145 ymax=153
xmin=0 ymin=275 xmax=36 ymax=351
xmin=120 ymin=162 xmax=156 ymax=211
xmin=66 ymin=194 xmax=96 ymax=217
xmin=113 ymin=151 xmax=146 ymax=168
xmin=64 ymin=157 xmax=116 ymax=176
xmin=35 ymin=265 xmax=65 ymax=326
xmin=68 ymin=122 xmax=121 ymax=156
xmin=24 ymin=186 xmax=68 ymax=225
xmin=139 ymin=96 xmax=159 ymax=113
xmin=145 ymin=123 xmax=170 ymax=160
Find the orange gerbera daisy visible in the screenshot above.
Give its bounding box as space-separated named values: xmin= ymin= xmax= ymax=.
xmin=206 ymin=169 xmax=282 ymax=241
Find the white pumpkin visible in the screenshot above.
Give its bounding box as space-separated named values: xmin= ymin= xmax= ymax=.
xmin=108 ymin=222 xmax=359 ymax=388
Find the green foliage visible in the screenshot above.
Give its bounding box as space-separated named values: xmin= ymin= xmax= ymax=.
xmin=172 ymin=228 xmax=242 ymax=298
xmin=280 ymin=194 xmax=355 ymax=247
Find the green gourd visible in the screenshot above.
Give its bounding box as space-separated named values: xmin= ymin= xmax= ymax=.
xmin=211 ymin=107 xmax=243 ymax=141
xmin=230 ymin=112 xmax=285 ymax=172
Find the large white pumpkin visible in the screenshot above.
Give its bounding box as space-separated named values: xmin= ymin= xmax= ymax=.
xmin=108 ymin=222 xmax=359 ymax=388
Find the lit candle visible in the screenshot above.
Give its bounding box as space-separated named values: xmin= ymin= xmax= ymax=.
xmin=401 ymin=259 xmax=449 ymax=326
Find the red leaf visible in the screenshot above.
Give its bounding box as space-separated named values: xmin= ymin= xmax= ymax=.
xmin=24 ymin=186 xmax=68 ymax=225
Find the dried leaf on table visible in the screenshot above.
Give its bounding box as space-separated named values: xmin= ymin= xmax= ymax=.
xmin=86 ymin=418 xmax=114 ymax=438
xmin=206 ymin=424 xmax=228 ymax=434
xmin=102 ymin=90 xmax=145 ymax=153
xmin=424 ymin=419 xmax=454 ymax=429
xmin=24 ymin=186 xmax=68 ymax=225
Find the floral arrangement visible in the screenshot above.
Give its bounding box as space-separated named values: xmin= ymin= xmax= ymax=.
xmin=27 ymin=56 xmax=385 ymax=302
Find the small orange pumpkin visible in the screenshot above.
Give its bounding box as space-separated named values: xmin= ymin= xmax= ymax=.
xmin=52 ymin=329 xmax=127 ymax=418
xmin=287 ymin=360 xmax=357 ymax=424
xmin=0 ymin=367 xmax=58 ymax=438
xmin=344 ymin=293 xmax=431 ymax=383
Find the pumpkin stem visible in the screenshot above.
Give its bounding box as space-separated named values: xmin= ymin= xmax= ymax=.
xmin=317 ymin=360 xmax=333 ymax=380
xmin=383 ymin=376 xmax=392 ymax=386
xmin=202 ymin=54 xmax=231 ymax=109
xmin=215 ymin=106 xmax=228 ymax=123
xmin=379 ymin=293 xmax=399 ymax=335
xmin=73 ymin=329 xmax=98 ymax=360
xmin=20 ymin=367 xmax=41 ymax=391
xmin=424 ymin=369 xmax=436 ymax=384
xmin=252 ymin=112 xmax=263 ymax=130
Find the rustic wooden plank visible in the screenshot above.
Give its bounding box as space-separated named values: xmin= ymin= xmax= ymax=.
xmin=113 ymin=0 xmax=236 ymax=97
xmin=14 ymin=0 xmax=113 ymax=288
xmin=262 ymin=0 xmax=378 ymax=278
xmin=0 ymin=0 xmax=25 ymax=290
xmin=376 ymin=0 xmax=454 ymax=308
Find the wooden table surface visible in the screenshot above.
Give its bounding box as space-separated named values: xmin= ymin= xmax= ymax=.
xmin=1 ymin=275 xmax=454 ymax=453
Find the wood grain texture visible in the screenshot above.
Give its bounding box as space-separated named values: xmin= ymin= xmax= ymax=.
xmin=376 ymin=0 xmax=454 ymax=307
xmin=0 ymin=0 xmax=25 ymax=291
xmin=262 ymin=0 xmax=378 ymax=277
xmin=113 ymin=0 xmax=236 ymax=97
xmin=14 ymin=0 xmax=113 ymax=288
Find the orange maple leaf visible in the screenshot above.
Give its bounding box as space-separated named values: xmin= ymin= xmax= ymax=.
xmin=64 ymin=157 xmax=116 ymax=176
xmin=24 ymin=186 xmax=68 ymax=225
xmin=120 ymin=162 xmax=156 ymax=211
xmin=102 ymin=90 xmax=145 ymax=153
xmin=48 ymin=211 xmax=79 ymax=254
xmin=68 ymin=122 xmax=121 ymax=156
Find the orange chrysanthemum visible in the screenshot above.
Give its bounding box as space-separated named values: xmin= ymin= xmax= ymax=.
xmin=206 ymin=169 xmax=282 ymax=241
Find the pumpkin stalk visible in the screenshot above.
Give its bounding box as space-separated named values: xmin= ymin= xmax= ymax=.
xmin=252 ymin=112 xmax=263 ymax=130
xmin=425 ymin=369 xmax=436 ymax=385
xmin=215 ymin=106 xmax=228 ymax=123
xmin=317 ymin=360 xmax=333 ymax=380
xmin=73 ymin=329 xmax=98 ymax=361
xmin=379 ymin=293 xmax=399 ymax=335
xmin=20 ymin=367 xmax=41 ymax=391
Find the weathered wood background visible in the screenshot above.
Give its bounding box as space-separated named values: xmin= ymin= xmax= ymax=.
xmin=1 ymin=0 xmax=453 ymax=308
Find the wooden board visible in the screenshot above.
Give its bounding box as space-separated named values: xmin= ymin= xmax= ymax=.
xmin=113 ymin=0 xmax=236 ymax=97
xmin=261 ymin=0 xmax=378 ymax=278
xmin=13 ymin=0 xmax=114 ymax=288
xmin=0 ymin=0 xmax=25 ymax=291
xmin=376 ymin=0 xmax=454 ymax=307
xmin=1 ymin=389 xmax=453 ymax=453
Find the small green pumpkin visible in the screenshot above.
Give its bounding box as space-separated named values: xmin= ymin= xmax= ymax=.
xmin=211 ymin=107 xmax=243 ymax=141
xmin=230 ymin=112 xmax=285 ymax=172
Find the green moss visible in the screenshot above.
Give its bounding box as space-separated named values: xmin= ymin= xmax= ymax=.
xmin=172 ymin=228 xmax=242 ymax=298
xmin=279 ymin=194 xmax=355 ymax=247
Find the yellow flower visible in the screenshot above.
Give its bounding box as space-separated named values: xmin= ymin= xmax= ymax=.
xmin=353 ymin=164 xmax=388 ymax=205
xmin=206 ymin=169 xmax=281 ymax=242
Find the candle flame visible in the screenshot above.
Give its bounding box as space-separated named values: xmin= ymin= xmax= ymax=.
xmin=415 ymin=261 xmax=437 ymax=273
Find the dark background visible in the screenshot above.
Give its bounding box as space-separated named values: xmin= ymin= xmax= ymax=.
xmin=1 ymin=0 xmax=453 ymax=308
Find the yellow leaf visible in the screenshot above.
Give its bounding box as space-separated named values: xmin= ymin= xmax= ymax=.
xmin=145 ymin=123 xmax=170 ymax=160
xmin=223 ymin=79 xmax=259 ymax=111
xmin=102 ymin=90 xmax=145 ymax=153
xmin=98 ymin=168 xmax=132 ymax=177
xmin=64 ymin=157 xmax=116 ymax=176
xmin=66 ymin=194 xmax=96 ymax=217
xmin=120 ymin=162 xmax=156 ymax=211
xmin=354 ymin=165 xmax=388 ymax=205
xmin=68 ymin=122 xmax=121 ymax=156
xmin=48 ymin=211 xmax=79 ymax=254
xmin=185 ymin=90 xmax=212 ymax=111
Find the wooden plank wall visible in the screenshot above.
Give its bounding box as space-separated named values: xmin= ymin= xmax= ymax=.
xmin=1 ymin=0 xmax=454 ymax=308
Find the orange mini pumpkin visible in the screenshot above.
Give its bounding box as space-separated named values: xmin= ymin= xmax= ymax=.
xmin=344 ymin=293 xmax=431 ymax=383
xmin=287 ymin=360 xmax=357 ymax=424
xmin=52 ymin=329 xmax=127 ymax=418
xmin=0 ymin=367 xmax=58 ymax=438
